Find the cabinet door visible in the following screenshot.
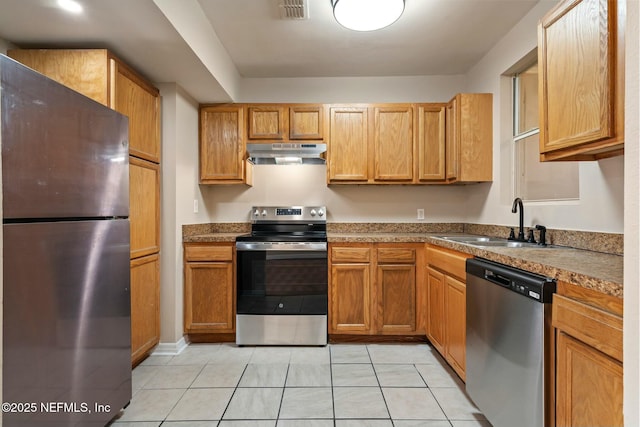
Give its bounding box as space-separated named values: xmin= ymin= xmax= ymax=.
xmin=426 ymin=267 xmax=446 ymax=354
xmin=7 ymin=49 xmax=110 ymax=106
xmin=184 ymin=261 xmax=235 ymax=333
xmin=330 ymin=263 xmax=371 ymax=333
xmin=556 ymin=331 xmax=623 ymax=427
xmin=131 ymin=254 xmax=160 ymax=365
xmin=417 ymin=104 xmax=446 ymax=181
xmin=200 ymin=106 xmax=245 ymax=183
xmin=376 ymin=264 xmax=416 ymax=333
xmin=248 ymin=106 xmax=286 ymax=140
xmin=289 ymin=105 xmax=324 ymax=140
xmin=445 ymin=275 xmax=466 ymax=380
xmin=373 ymin=106 xmax=413 ymax=182
xmin=458 ymin=93 xmax=493 ymax=182
xmin=328 ymin=107 xmax=369 ymax=182
xmin=129 ymin=157 xmax=160 ymax=259
xmin=445 ymin=98 xmax=458 ymax=181
xmin=538 ymin=0 xmax=621 ymax=159
xmin=112 ymin=59 xmax=161 ymax=163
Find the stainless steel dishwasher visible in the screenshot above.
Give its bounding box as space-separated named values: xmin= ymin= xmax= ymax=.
xmin=466 ymin=258 xmax=556 ymax=427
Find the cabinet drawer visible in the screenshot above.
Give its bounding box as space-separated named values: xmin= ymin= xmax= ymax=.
xmin=185 ymin=245 xmax=233 ymax=262
xmin=427 ymin=246 xmax=470 ymax=281
xmin=377 ymin=248 xmax=415 ymax=264
xmin=331 ymin=247 xmax=371 ymax=263
xmin=552 ymin=294 xmax=622 ymax=362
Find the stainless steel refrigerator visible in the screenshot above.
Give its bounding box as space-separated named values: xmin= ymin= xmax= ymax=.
xmin=1 ymin=55 xmax=132 ymax=426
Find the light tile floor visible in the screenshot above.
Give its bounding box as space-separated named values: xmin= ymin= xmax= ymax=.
xmin=109 ymin=343 xmax=491 ymax=427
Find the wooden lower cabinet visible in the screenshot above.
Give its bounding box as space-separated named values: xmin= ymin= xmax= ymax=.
xmin=130 ymin=253 xmax=160 ymax=365
xmin=329 ymin=243 xmax=423 ymax=336
xmin=183 ymin=243 xmax=235 ymax=335
xmin=444 ymin=275 xmax=466 ymax=378
xmin=426 ymin=267 xmax=446 ymax=354
xmin=330 ymin=262 xmax=371 ymax=333
xmin=553 ymin=291 xmax=623 ymax=426
xmin=426 ymin=245 xmax=472 ymax=380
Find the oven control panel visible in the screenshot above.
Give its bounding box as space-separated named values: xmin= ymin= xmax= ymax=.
xmin=251 ymin=206 xmax=326 ymax=222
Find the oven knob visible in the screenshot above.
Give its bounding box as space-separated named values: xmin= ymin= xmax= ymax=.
xmin=253 ymin=209 xmax=260 ymax=217
xmin=261 ymin=209 xmax=267 ymax=216
xmin=318 ymin=209 xmax=325 ymax=217
xmin=310 ymin=209 xmax=317 ymax=217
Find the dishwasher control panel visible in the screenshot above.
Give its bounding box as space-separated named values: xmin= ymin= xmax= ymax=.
xmin=468 ymin=258 xmax=556 ymax=303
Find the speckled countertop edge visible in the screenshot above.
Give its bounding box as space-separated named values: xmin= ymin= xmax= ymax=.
xmin=182 ymin=223 xmax=623 ymax=298
xmin=328 ymin=232 xmax=622 ymax=298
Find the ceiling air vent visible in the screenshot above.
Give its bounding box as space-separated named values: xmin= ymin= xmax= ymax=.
xmin=279 ymin=0 xmax=309 ymax=20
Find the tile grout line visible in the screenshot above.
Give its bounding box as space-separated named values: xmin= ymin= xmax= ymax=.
xmin=329 ymin=344 xmax=337 ymax=427
xmin=217 ymin=362 xmax=249 ymax=423
xmin=367 ymin=344 xmax=393 ymax=423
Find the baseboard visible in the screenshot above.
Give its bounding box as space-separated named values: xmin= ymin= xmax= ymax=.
xmin=151 ymin=336 xmax=189 ymax=356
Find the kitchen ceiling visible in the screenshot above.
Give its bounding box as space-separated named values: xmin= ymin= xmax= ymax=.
xmin=0 ymin=0 xmax=540 ymax=101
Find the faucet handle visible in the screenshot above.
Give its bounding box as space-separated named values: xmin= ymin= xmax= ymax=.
xmin=527 ymin=229 xmax=537 ymax=244
xmin=535 ymin=224 xmax=547 ymax=246
xmin=508 ymin=227 xmax=515 ymax=240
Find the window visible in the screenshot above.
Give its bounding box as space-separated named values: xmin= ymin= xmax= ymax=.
xmin=513 ymin=62 xmax=579 ymax=202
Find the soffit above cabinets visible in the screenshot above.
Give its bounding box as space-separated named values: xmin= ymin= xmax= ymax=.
xmin=0 ymin=0 xmax=541 ymax=101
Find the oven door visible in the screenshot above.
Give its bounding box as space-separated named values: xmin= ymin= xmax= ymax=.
xmin=236 ymin=242 xmax=328 ymax=316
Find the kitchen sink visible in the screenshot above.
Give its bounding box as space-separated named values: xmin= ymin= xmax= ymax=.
xmin=435 ymin=235 xmax=545 ymax=248
xmin=440 ymin=236 xmax=507 ymax=243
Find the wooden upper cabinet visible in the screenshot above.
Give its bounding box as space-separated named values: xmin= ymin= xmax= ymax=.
xmin=289 ymin=105 xmax=324 ymax=140
xmin=328 ymin=106 xmax=369 ymax=182
xmin=8 ymin=49 xmax=111 ymax=105
xmin=373 ymin=105 xmax=414 ymax=182
xmin=111 ymin=60 xmax=161 ymax=162
xmin=445 ymin=98 xmax=458 ymax=181
xmin=446 ymin=93 xmax=493 ymax=183
xmin=199 ymin=105 xmax=247 ymax=184
xmin=417 ymin=104 xmax=446 ymax=181
xmin=538 ymin=0 xmax=624 ymax=161
xmin=246 ymin=104 xmax=324 ymax=141
xmin=8 ymin=49 xmax=161 ymax=163
xmin=248 ymin=105 xmax=286 ymax=140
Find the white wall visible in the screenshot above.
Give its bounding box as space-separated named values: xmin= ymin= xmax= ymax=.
xmin=158 ymin=83 xmax=210 ymax=344
xmin=624 ymin=0 xmax=640 ymax=424
xmin=238 ymin=75 xmax=465 ymax=103
xmin=204 ymin=165 xmax=470 ymax=223
xmin=464 ymin=0 xmax=624 ymax=233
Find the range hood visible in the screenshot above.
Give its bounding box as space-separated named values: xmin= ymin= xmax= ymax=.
xmin=247 ymin=143 xmax=326 ymax=165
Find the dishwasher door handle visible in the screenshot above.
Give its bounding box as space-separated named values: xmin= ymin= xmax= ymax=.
xmin=485 ymin=270 xmax=511 ymax=288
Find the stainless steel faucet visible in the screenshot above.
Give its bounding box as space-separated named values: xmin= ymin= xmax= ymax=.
xmin=510 ymin=197 xmax=525 ymax=241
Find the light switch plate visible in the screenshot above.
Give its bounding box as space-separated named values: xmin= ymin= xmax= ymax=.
xmin=417 ymin=209 xmax=425 ymax=220
xmin=193 ymin=199 xmax=199 ymax=213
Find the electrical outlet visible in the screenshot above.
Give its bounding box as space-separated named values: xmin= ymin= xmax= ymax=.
xmin=193 ymin=199 xmax=199 ymax=213
xmin=417 ymin=209 xmax=425 ymax=220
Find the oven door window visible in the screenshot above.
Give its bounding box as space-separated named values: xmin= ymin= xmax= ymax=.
xmin=237 ymin=250 xmax=328 ymax=315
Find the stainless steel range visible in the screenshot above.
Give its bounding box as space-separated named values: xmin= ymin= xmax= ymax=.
xmin=235 ymin=206 xmax=328 ymax=345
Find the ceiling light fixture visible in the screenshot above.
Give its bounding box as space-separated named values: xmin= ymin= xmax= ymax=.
xmin=331 ymin=0 xmax=405 ymax=32
xmin=57 ymin=0 xmax=83 ymax=14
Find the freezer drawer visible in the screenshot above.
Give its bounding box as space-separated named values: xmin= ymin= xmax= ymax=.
xmin=1 ymin=56 xmax=129 ymax=219
xmin=3 ymin=219 xmax=131 ymax=426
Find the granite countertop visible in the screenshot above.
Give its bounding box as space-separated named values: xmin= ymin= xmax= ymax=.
xmin=182 ymin=223 xmax=623 ymax=299
xmin=328 ymin=232 xmax=623 ymax=299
